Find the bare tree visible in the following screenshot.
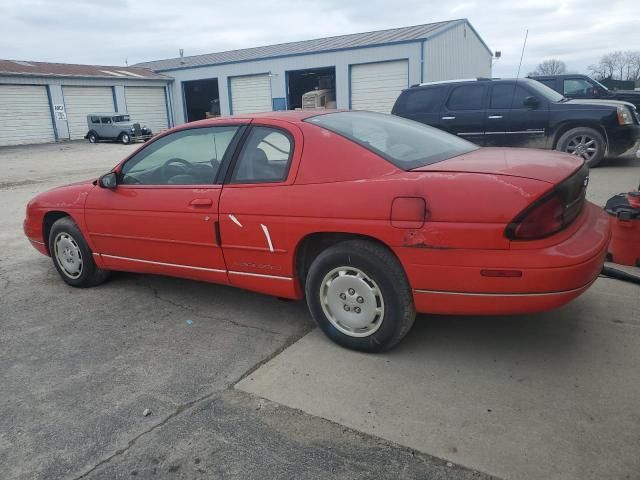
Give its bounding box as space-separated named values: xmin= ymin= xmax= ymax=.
xmin=529 ymin=59 xmax=567 ymax=76
xmin=588 ymin=50 xmax=640 ymax=81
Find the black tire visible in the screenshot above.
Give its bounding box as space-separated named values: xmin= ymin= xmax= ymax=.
xmin=87 ymin=131 xmax=98 ymax=144
xmin=305 ymin=239 xmax=415 ymax=352
xmin=556 ymin=127 xmax=606 ymax=167
xmin=48 ymin=217 xmax=110 ymax=288
xmin=120 ymin=132 xmax=132 ymax=145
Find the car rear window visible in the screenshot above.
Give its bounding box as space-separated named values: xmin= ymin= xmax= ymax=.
xmin=446 ymin=84 xmax=487 ymax=110
xmin=393 ymin=86 xmax=446 ymax=114
xmin=305 ymin=111 xmax=478 ymax=170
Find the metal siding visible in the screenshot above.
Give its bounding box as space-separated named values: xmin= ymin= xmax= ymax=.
xmin=166 ymin=43 xmax=422 ymax=121
xmin=63 ymin=86 xmax=115 ymax=139
xmin=350 ymin=60 xmax=409 ymax=113
xmin=424 ymin=22 xmax=492 ymax=82
xmin=124 ymin=86 xmax=169 ymax=133
xmin=0 ymin=85 xmax=55 ymax=146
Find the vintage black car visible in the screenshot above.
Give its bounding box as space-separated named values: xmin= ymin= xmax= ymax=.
xmin=85 ymin=114 xmax=153 ymax=144
xmin=392 ymin=78 xmax=640 ymax=167
xmin=529 ymin=74 xmax=640 ymax=111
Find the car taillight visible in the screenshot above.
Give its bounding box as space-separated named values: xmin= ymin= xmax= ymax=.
xmin=506 ymin=163 xmax=589 ymax=240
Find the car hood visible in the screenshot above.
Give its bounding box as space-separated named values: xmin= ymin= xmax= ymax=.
xmin=563 ymin=98 xmax=636 ymax=109
xmin=411 ymin=147 xmax=583 ymax=184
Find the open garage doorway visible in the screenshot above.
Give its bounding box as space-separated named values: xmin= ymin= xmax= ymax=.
xmin=183 ymin=78 xmax=220 ymax=122
xmin=286 ymin=67 xmax=335 ymax=110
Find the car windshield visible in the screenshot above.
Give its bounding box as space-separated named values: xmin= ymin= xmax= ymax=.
xmin=305 ymin=111 xmax=478 ymax=170
xmin=113 ymin=115 xmax=130 ymax=122
xmin=590 ymin=78 xmax=609 ymax=91
xmin=522 ymin=79 xmax=566 ymax=102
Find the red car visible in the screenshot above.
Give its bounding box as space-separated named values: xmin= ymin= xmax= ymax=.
xmin=24 ymin=111 xmax=610 ymax=352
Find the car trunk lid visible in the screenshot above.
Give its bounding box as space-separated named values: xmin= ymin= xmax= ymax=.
xmin=411 ymin=147 xmax=584 ymax=184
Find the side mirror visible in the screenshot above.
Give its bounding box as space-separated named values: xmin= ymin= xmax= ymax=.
xmin=591 ymin=87 xmax=601 ymax=98
xmin=98 ymin=172 xmax=117 ymax=189
xmin=523 ymin=96 xmax=539 ymax=108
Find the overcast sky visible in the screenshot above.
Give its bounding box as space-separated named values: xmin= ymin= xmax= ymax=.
xmin=1 ymin=0 xmax=637 ymax=76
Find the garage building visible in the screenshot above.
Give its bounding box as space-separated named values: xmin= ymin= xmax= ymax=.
xmin=0 ymin=60 xmax=173 ymax=146
xmin=135 ymin=18 xmax=492 ymax=124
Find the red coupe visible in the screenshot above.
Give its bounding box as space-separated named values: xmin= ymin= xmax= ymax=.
xmin=24 ymin=111 xmax=610 ymax=352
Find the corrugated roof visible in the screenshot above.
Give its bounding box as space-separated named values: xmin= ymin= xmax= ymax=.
xmin=0 ymin=60 xmax=170 ymax=80
xmin=134 ymin=19 xmax=467 ymax=71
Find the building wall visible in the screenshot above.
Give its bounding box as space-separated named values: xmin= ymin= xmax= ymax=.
xmin=423 ymin=22 xmax=492 ymax=82
xmin=0 ymin=76 xmax=171 ymax=141
xmin=162 ymin=42 xmax=423 ymax=123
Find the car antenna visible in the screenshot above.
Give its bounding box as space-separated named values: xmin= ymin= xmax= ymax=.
xmin=509 ymin=29 xmax=529 ymax=110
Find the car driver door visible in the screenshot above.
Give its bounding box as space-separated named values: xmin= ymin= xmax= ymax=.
xmin=85 ymin=123 xmax=246 ymax=283
xmin=218 ymin=122 xmax=303 ymax=298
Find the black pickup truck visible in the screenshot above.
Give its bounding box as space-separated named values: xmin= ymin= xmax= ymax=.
xmin=392 ymin=77 xmax=640 ymax=167
xmin=529 ymin=74 xmax=640 ymax=111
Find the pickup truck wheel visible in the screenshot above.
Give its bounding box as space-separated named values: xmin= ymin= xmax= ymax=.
xmin=120 ymin=133 xmax=132 ymax=145
xmin=87 ymin=132 xmax=98 ymax=143
xmin=49 ymin=217 xmax=110 ymax=288
xmin=305 ymin=239 xmax=415 ymax=353
xmin=556 ymin=127 xmax=605 ymax=167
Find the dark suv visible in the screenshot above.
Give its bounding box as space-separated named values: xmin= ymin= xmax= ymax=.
xmin=392 ymin=78 xmax=640 ymax=167
xmin=529 ymin=74 xmax=640 ymax=110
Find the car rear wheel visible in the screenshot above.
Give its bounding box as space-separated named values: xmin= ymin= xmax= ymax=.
xmin=120 ymin=133 xmax=131 ymax=145
xmin=305 ymin=239 xmax=415 ymax=352
xmin=556 ymin=127 xmax=605 ymax=167
xmin=88 ymin=132 xmax=98 ymax=143
xmin=49 ymin=217 xmax=110 ymax=288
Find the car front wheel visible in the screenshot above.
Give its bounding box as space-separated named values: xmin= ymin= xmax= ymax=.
xmin=120 ymin=133 xmax=131 ymax=145
xmin=305 ymin=239 xmax=415 ymax=352
xmin=49 ymin=217 xmax=110 ymax=287
xmin=556 ymin=127 xmax=606 ymax=167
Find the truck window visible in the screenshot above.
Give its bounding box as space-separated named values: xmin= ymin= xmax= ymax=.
xmin=537 ymin=79 xmax=556 ymax=90
xmin=563 ymin=79 xmax=593 ymax=97
xmin=446 ymin=85 xmax=486 ymax=110
xmin=90 ymin=116 xmax=100 ymax=124
xmin=394 ymin=87 xmax=445 ymax=114
xmin=100 ymin=117 xmax=112 ymax=124
xmin=490 ymin=84 xmax=531 ymax=109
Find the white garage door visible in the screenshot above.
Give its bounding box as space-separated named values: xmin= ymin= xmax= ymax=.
xmin=0 ymin=85 xmax=55 ymax=146
xmin=230 ymin=74 xmax=272 ymax=114
xmin=63 ymin=86 xmax=115 ymax=139
xmin=350 ymin=60 xmax=409 ymax=113
xmin=125 ymin=86 xmax=169 ymax=134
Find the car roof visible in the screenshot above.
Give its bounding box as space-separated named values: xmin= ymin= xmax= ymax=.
xmin=87 ymin=113 xmax=125 ymax=117
xmin=183 ymin=109 xmax=342 ymax=128
xmin=528 ymin=74 xmax=588 ymax=79
xmin=405 ymin=77 xmax=533 ymax=91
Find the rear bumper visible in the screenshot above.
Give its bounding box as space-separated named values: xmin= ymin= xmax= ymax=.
xmin=399 ymin=202 xmax=610 ymax=315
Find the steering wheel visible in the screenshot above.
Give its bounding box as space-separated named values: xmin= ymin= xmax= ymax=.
xmin=161 ymin=158 xmax=193 ymax=181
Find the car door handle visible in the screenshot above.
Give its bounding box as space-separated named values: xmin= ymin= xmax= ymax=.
xmin=189 ymin=198 xmax=213 ymax=206
xmin=441 ymin=116 xmax=456 ymax=120
xmin=488 ymin=115 xmax=503 ymax=119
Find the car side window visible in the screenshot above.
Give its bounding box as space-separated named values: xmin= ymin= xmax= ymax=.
xmin=101 ymin=117 xmax=112 ymax=124
xmin=119 ymin=126 xmax=240 ymax=186
xmin=396 ymin=87 xmax=445 ymax=114
xmin=490 ymin=84 xmax=531 ymax=109
xmin=231 ymin=127 xmax=293 ymax=184
xmin=446 ymin=85 xmax=487 ymax=110
xmin=91 ymin=116 xmax=100 ymax=124
xmin=563 ymin=79 xmax=592 ymax=97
